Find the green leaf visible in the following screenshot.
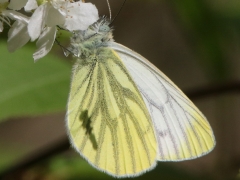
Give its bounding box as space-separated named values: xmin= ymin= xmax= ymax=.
xmin=0 ymin=41 xmax=71 ymax=122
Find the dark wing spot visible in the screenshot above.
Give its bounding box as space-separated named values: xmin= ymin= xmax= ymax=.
xmin=79 ymin=110 xmax=98 ymax=150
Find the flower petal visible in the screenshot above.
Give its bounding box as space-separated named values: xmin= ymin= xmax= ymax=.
xmin=28 ymin=3 xmax=50 ymax=41
xmin=3 ymin=10 xmax=29 ymax=23
xmin=8 ymin=0 xmax=28 ymax=10
xmin=7 ymin=20 xmax=30 ymax=52
xmin=24 ymin=0 xmax=38 ymax=12
xmin=33 ymin=26 xmax=56 ymax=61
xmin=64 ymin=2 xmax=98 ymax=31
xmin=45 ymin=5 xmax=65 ymax=27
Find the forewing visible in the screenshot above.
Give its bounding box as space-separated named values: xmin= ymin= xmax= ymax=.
xmin=66 ymin=47 xmax=157 ymax=177
xmin=110 ymin=42 xmax=215 ymax=161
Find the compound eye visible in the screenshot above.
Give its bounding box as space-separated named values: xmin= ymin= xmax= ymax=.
xmin=100 ymin=25 xmax=110 ymax=32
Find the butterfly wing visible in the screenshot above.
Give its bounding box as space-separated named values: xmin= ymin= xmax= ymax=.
xmin=66 ymin=47 xmax=157 ymax=177
xmin=110 ymin=42 xmax=215 ymax=161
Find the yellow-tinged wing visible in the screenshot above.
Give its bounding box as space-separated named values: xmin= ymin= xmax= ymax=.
xmin=110 ymin=42 xmax=215 ymax=161
xmin=66 ymin=47 xmax=157 ymax=177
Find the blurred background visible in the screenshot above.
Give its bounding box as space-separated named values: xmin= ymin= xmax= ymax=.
xmin=0 ymin=0 xmax=240 ymax=179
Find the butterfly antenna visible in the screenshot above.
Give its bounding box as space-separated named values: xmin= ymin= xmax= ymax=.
xmin=106 ymin=0 xmax=112 ymax=20
xmin=110 ymin=0 xmax=127 ymax=25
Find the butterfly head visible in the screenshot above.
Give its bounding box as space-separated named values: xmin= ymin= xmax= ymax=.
xmin=69 ymin=17 xmax=113 ymax=58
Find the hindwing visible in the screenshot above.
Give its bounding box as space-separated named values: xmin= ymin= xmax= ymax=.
xmin=110 ymin=42 xmax=215 ymax=161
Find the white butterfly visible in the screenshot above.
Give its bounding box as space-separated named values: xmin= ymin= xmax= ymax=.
xmin=66 ymin=18 xmax=215 ymax=177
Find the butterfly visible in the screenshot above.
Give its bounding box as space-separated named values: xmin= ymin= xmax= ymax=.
xmin=65 ymin=17 xmax=215 ymax=177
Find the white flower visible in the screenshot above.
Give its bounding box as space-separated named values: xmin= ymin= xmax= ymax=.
xmin=27 ymin=0 xmax=99 ymax=60
xmin=1 ymin=0 xmax=99 ymax=61
xmin=28 ymin=0 xmax=99 ymax=40
xmin=0 ymin=0 xmax=10 ymax=32
xmin=24 ymin=0 xmax=38 ymax=12
xmin=6 ymin=0 xmax=37 ymax=11
xmin=28 ymin=2 xmax=65 ymax=41
xmin=8 ymin=0 xmax=29 ymax=10
xmin=33 ymin=26 xmax=56 ymax=60
xmin=0 ymin=0 xmax=31 ymax=50
xmin=0 ymin=0 xmax=29 ymax=31
xmin=6 ymin=12 xmax=30 ymax=52
xmin=54 ymin=0 xmax=99 ymax=31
